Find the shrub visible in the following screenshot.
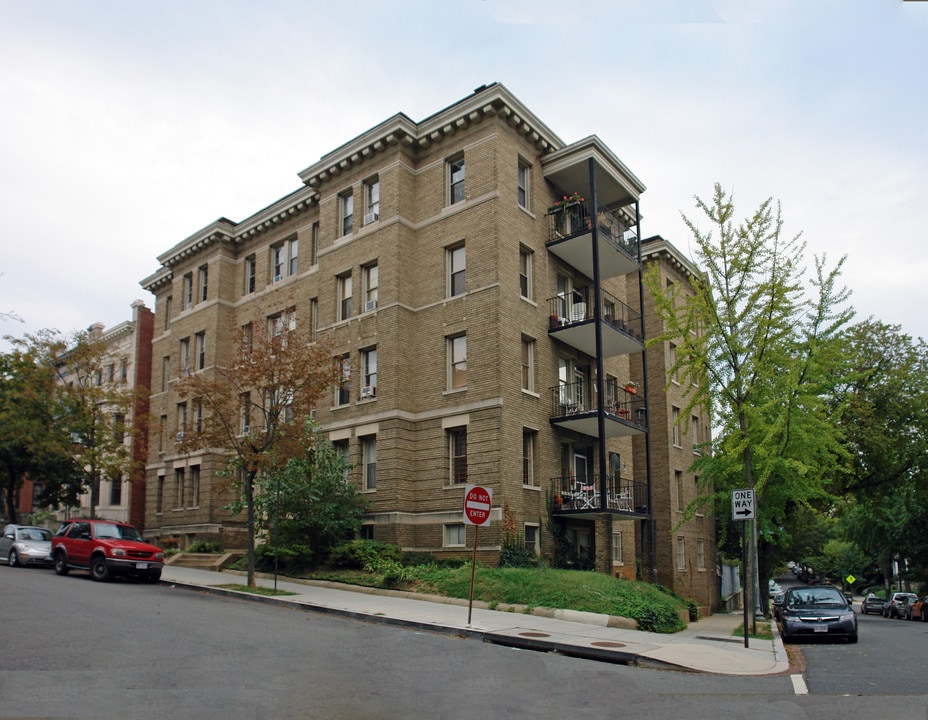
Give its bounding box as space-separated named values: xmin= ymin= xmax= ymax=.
xmin=328 ymin=539 xmax=402 ymax=569
xmin=255 ymin=543 xmax=314 ymax=573
xmin=401 ymin=551 xmax=436 ymax=567
xmin=187 ymin=541 xmax=220 ymax=554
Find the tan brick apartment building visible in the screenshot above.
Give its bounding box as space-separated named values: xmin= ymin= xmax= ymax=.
xmin=141 ymin=83 xmax=716 ymax=610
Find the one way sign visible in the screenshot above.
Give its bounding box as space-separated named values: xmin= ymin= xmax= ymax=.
xmin=731 ymin=489 xmax=755 ymax=521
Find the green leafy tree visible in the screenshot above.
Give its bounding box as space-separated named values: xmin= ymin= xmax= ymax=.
xmin=254 ymin=424 xmax=367 ymax=565
xmin=646 ymin=184 xmax=854 ymax=623
xmin=175 ymin=318 xmax=335 ymax=588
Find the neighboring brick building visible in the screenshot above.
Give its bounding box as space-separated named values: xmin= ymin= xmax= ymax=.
xmin=140 ymin=83 xmax=716 ymax=609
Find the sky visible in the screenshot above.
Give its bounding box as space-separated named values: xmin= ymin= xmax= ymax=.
xmin=1 ymin=0 xmax=926 ymax=349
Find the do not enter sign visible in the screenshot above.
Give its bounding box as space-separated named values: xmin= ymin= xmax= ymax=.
xmin=463 ymin=484 xmax=492 ymax=526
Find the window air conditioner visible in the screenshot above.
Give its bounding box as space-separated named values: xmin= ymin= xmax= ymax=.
xmin=364 ymin=211 xmax=379 ymax=225
xmin=364 ymin=299 xmax=378 ymax=312
xmin=175 ymin=431 xmax=185 ymax=443
xmin=360 ymin=386 xmax=375 ymax=399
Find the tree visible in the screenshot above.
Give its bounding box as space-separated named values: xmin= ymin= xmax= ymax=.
xmin=175 ymin=318 xmax=335 ymax=588
xmin=646 ymin=184 xmax=854 ymax=624
xmin=253 ymin=423 xmax=367 ymax=565
xmin=837 ymin=320 xmax=928 ymax=586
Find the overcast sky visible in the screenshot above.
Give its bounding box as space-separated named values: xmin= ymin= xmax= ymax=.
xmin=2 ymin=0 xmax=926 ymax=349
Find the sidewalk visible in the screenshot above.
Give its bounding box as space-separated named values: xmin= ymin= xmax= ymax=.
xmin=160 ymin=565 xmax=791 ymax=676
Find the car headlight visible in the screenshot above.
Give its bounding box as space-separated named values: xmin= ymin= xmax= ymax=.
xmin=20 ymin=543 xmax=36 ymax=553
xmin=155 ymin=552 xmax=164 ymax=560
xmin=111 ymin=548 xmax=127 ymax=557
xmin=840 ymin=612 xmax=855 ymax=622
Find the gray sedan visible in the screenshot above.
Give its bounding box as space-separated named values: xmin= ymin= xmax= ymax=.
xmin=1 ymin=524 xmax=54 ymax=567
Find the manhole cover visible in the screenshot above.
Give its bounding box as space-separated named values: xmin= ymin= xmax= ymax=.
xmin=518 ymin=632 xmax=551 ymax=638
xmin=591 ymin=641 xmax=626 ymax=648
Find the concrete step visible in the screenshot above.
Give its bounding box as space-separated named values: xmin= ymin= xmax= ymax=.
xmin=165 ymin=552 xmax=242 ymax=571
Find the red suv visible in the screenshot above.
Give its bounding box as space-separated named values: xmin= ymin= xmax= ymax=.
xmin=52 ymin=519 xmax=164 ymax=583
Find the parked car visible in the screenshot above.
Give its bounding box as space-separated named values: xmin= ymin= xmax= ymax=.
xmin=883 ymin=592 xmax=918 ymax=619
xmin=905 ymin=595 xmax=928 ymax=621
xmin=860 ymin=594 xmax=886 ymax=615
xmin=52 ymin=519 xmax=163 ymax=582
xmin=0 ymin=524 xmax=54 ymax=567
xmin=779 ymin=585 xmax=858 ymax=643
xmin=772 ymin=590 xmax=786 ymax=620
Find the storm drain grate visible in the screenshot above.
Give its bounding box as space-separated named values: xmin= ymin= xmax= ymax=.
xmin=590 ymin=641 xmax=626 ymax=648
xmin=518 ymin=632 xmax=551 ymax=638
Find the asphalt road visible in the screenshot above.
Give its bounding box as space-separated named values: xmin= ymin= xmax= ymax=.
xmin=3 ymin=566 xmax=928 ymax=720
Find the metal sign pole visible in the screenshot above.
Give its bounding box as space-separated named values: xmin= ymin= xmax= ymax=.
xmin=467 ymin=525 xmax=479 ymax=625
xmin=742 ymin=518 xmax=749 ymax=648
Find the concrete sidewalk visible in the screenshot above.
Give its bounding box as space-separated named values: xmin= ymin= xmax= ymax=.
xmin=160 ymin=565 xmax=791 ymax=676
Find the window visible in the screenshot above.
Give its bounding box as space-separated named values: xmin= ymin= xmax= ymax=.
xmin=519 ymin=247 xmax=533 ymax=299
xmin=109 ymin=475 xmax=122 ymax=506
xmin=240 ymin=392 xmax=251 ymax=435
xmin=198 ymin=265 xmax=208 ymax=303
xmin=522 ymin=429 xmax=536 ymax=486
xmin=448 ymin=334 xmax=467 ymax=390
xmin=612 ymin=531 xmax=623 ymax=563
xmin=245 ymin=255 xmax=256 ymax=294
xmin=364 ymin=177 xmax=380 ymax=224
xmin=158 ymin=414 xmax=167 ymax=453
xmin=175 ymin=468 xmax=185 ymax=510
xmin=176 ymin=402 xmax=187 ymax=438
xmin=524 ymin=524 xmax=539 ymax=554
xmin=182 ymin=273 xmax=193 ymax=310
xmin=448 ymin=155 xmax=465 ymax=205
xmin=445 ymin=523 xmax=466 ymax=547
xmin=189 ymin=466 xmax=200 ymax=508
xmin=271 ymin=237 xmax=298 ymax=282
xmin=521 ymin=338 xmax=535 ymax=392
xmin=669 ymin=343 xmax=679 ymax=383
xmin=336 ymin=353 xmax=350 ymax=406
xmin=162 ymin=356 xmax=170 ymax=392
xmin=193 ymin=399 xmax=203 ymax=433
xmin=332 ymin=440 xmax=350 ymax=483
xmin=310 ymin=298 xmax=318 ymax=339
xmin=676 ymin=536 xmax=686 ymax=571
xmin=195 ymin=331 xmax=206 ymax=371
xmin=448 ymin=244 xmax=465 ymax=297
xmin=362 ymin=436 xmax=377 ymax=490
xmin=338 ymin=272 xmax=353 ymax=321
xmin=156 ymin=476 xmax=164 ymax=514
xmin=361 ymin=347 xmax=377 ymax=397
xmin=448 ymin=427 xmax=467 ymax=485
xmin=692 ymin=415 xmax=700 ymax=454
xmin=517 ymin=159 xmax=530 ymax=209
xmin=340 ymin=190 xmax=354 ymax=236
xmin=363 ymin=263 xmax=378 ymax=311
xmin=242 ymin=322 xmax=254 ymax=354
xmin=268 ymin=308 xmax=296 ymax=347
xmin=697 ymin=537 xmax=706 ymax=570
xmin=674 ymin=470 xmax=684 ymax=512
xmin=180 ymin=338 xmax=190 ymax=375
xmin=672 ymin=406 xmax=681 ymax=447
xmin=163 ymin=296 xmax=172 ymax=330
xmin=310 ymin=222 xmax=319 ymax=266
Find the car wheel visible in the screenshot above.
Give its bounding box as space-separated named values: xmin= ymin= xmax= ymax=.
xmin=90 ymin=556 xmax=111 ymax=582
xmin=54 ymin=552 xmax=69 ymax=576
xmin=848 ymin=633 xmax=858 ymax=644
xmin=8 ymin=550 xmax=20 ymax=567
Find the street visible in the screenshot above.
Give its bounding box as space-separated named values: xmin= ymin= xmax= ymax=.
xmin=2 ymin=567 xmax=928 ymax=719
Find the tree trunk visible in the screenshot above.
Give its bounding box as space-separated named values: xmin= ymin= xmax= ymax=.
xmin=245 ymin=469 xmax=257 ymax=588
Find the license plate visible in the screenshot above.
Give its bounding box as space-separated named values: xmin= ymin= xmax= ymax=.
xmin=136 ymin=562 xmax=149 ymax=570
xmin=813 ymin=623 xmax=828 ymax=633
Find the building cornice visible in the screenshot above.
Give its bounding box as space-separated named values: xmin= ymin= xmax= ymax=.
xmin=641 ymin=235 xmax=702 ymax=280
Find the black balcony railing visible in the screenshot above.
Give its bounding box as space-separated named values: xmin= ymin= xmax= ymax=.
xmin=547 ymin=200 xmax=639 ymax=258
xmin=550 ymin=474 xmax=649 ymax=514
xmin=549 ymin=381 xmax=647 ymax=427
xmin=547 ymin=288 xmax=642 ymax=338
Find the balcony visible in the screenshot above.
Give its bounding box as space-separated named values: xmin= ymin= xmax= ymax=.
xmin=546 ymin=200 xmax=639 ymax=280
xmin=550 ymin=382 xmax=646 ymax=438
xmin=547 ymin=289 xmax=644 ymax=358
xmin=550 ymin=474 xmax=649 ymax=516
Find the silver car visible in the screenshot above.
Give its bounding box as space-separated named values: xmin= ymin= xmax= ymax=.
xmin=1 ymin=524 xmax=54 ymax=567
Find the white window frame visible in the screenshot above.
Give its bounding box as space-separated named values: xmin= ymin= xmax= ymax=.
xmin=522 ymin=429 xmax=536 ymax=487
xmin=179 ymin=337 xmax=190 ymax=375
xmin=676 ymin=536 xmax=686 ymax=571
xmin=195 ymin=331 xmax=206 ymax=371
xmin=362 ymin=347 xmax=377 ymax=396
xmin=337 ymin=272 xmax=353 ymax=322
xmin=448 ymin=154 xmax=465 ymax=205
xmin=524 ymin=523 xmax=539 ymax=554
xmin=361 ymin=435 xmax=377 ymax=490
xmin=198 ymin=265 xmax=208 ymax=304
xmin=336 ymin=353 xmax=350 ymax=406
xmin=521 ymin=338 xmax=535 ymax=392
xmin=340 ymin=190 xmax=354 ymax=236
xmin=448 ymin=243 xmax=465 ymax=298
xmin=245 ymin=255 xmax=256 ymax=294
xmin=517 ymin=159 xmax=530 ymax=210
xmin=519 ymin=246 xmax=533 ymax=300
xmin=612 ymin=531 xmax=623 ymax=564
xmin=444 ymin=523 xmax=466 ymax=548
xmin=448 ymin=427 xmax=467 ymax=485
xmin=674 ymin=470 xmax=684 ymax=513
xmin=448 ymin=334 xmax=467 ymax=390
xmin=363 ymin=263 xmax=378 ymax=311
xmin=364 ymin=177 xmax=380 ymax=224
xmin=182 ymin=273 xmax=193 ymax=310
xmin=672 ymin=406 xmax=681 ymax=447
xmin=697 ymin=537 xmax=706 ymax=570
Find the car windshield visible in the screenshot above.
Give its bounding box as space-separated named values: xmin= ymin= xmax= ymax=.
xmin=94 ymin=523 xmax=143 ymax=541
xmin=20 ymin=528 xmax=52 ymax=541
xmin=787 ymin=589 xmax=846 ymax=608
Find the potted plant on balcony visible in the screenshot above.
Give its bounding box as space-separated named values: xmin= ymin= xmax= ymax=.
xmin=623 ymin=380 xmax=639 ymax=394
xmin=548 ymin=192 xmax=585 ymax=236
